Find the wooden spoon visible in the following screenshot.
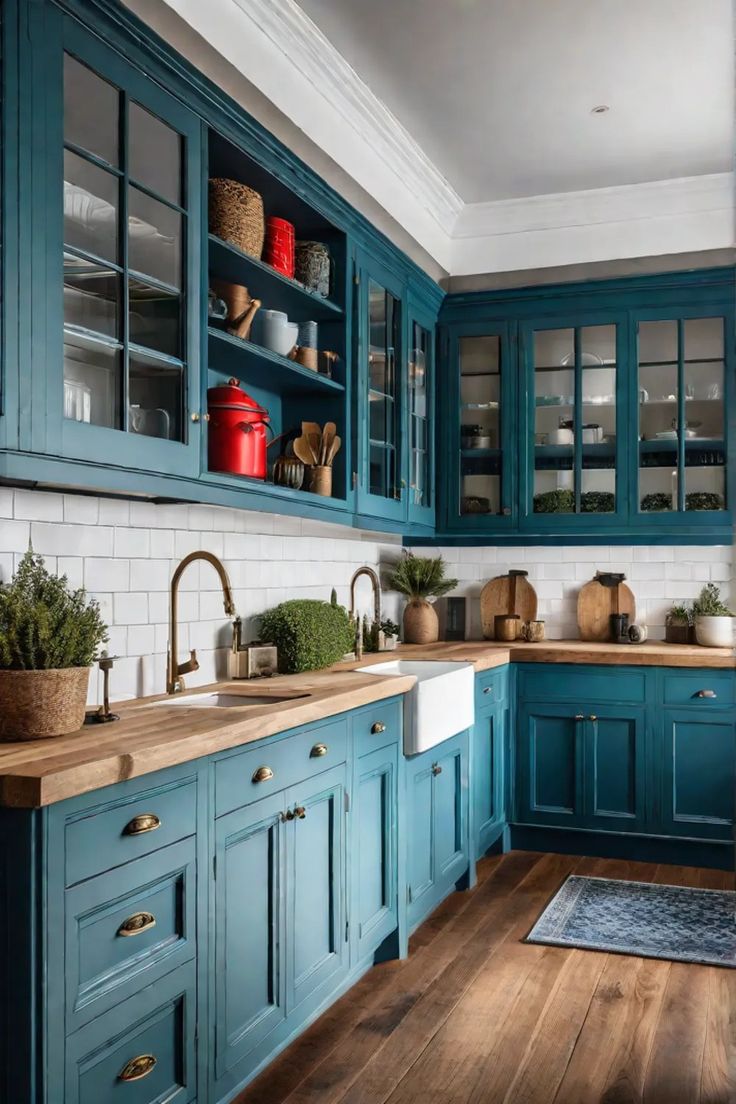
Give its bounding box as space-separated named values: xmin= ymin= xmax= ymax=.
xmin=326 ymin=435 xmax=341 ymax=466
xmin=301 ymin=421 xmax=322 ymax=465
xmin=292 ymin=436 xmax=315 ymax=467
xmin=320 ymin=422 xmax=336 ymax=465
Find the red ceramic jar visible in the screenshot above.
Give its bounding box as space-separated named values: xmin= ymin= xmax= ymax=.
xmin=207 ymin=378 xmax=271 ymax=479
xmin=263 ymin=216 xmax=295 ymax=278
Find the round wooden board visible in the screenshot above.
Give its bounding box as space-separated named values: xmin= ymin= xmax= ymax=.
xmin=480 ymin=575 xmax=538 ymax=639
xmin=577 ymin=579 xmax=636 ymax=642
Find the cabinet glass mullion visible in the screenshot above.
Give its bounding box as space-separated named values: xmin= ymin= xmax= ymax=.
xmin=458 ymin=333 xmax=504 ymax=517
xmin=367 ymin=279 xmax=401 ymax=501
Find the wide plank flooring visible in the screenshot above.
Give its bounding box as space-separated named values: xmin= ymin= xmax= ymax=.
xmin=235 ymin=853 xmax=736 ymax=1104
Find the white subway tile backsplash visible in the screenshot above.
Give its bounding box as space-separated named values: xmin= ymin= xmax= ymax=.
xmin=0 ymin=489 xmax=14 ymax=518
xmin=98 ymin=498 xmax=131 ymax=526
xmin=14 ymin=489 xmax=63 ymax=522
xmin=114 ymin=591 xmax=148 ymax=625
xmin=85 ymin=558 xmax=129 ymax=592
xmin=0 ymin=519 xmax=30 ymax=550
xmin=63 ymin=494 xmax=99 ymax=525
xmin=115 ymin=527 xmax=151 ymax=558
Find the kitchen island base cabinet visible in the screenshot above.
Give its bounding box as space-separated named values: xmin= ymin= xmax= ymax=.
xmin=405 ymin=730 xmax=470 ymax=932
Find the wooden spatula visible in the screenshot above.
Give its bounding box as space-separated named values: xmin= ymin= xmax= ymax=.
xmin=320 ymin=422 xmax=336 ymax=465
xmin=326 ymin=434 xmax=341 ymax=466
xmin=301 ymin=421 xmax=322 ymax=465
xmin=292 ymin=436 xmax=315 ymax=467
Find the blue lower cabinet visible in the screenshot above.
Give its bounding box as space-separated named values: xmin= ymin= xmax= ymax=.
xmin=516 ymin=703 xmax=584 ymax=827
xmin=471 ymin=701 xmax=507 ymax=859
xmin=353 ymin=744 xmax=398 ymax=961
xmin=659 ymin=708 xmax=735 ymax=842
xmin=406 ymin=730 xmax=469 ymax=931
xmin=583 ymin=706 xmax=647 ymax=833
xmin=64 ymin=962 xmax=197 ymax=1104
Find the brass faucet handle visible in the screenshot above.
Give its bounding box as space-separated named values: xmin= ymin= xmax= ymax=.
xmin=177 ymin=649 xmax=199 ymax=676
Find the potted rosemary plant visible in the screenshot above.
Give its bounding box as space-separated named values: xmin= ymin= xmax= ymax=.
xmin=0 ymin=551 xmax=108 ymax=740
xmin=691 ymin=583 xmax=734 ymax=648
xmin=386 ymin=554 xmax=458 ymax=645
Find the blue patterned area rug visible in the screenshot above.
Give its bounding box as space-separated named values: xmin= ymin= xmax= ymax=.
xmin=526 ymin=875 xmax=736 ymax=968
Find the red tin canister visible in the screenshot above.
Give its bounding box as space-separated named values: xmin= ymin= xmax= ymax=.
xmin=263 ymin=216 xmax=295 ymax=278
xmin=207 ymin=378 xmax=271 ymax=479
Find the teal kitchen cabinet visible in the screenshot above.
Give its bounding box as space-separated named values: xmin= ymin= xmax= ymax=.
xmin=405 ymin=295 xmax=437 ymax=529
xmin=515 ymin=702 xmax=584 ymax=828
xmin=405 ymin=729 xmax=470 ymax=931
xmin=582 ymin=706 xmax=647 ymax=833
xmin=471 ymin=667 xmax=509 ymax=858
xmin=658 ymin=708 xmax=735 ymax=843
xmin=353 ymin=742 xmax=399 ymax=962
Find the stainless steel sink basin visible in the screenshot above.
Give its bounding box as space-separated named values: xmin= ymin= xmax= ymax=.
xmin=357 ymin=660 xmax=475 ymax=754
xmin=150 ymin=691 xmax=309 ymax=709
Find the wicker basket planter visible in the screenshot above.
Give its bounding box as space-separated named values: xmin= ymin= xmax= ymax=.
xmin=0 ymin=667 xmax=90 ymax=741
xmin=209 ymin=178 xmax=265 ymax=259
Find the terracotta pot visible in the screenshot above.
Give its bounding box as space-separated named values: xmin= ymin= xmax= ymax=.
xmin=403 ymin=599 xmax=439 ymax=645
xmin=0 ymin=667 xmax=90 ymax=741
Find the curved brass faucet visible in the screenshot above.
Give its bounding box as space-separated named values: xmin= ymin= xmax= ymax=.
xmin=167 ymin=551 xmax=235 ymax=694
xmin=349 ymin=566 xmax=381 ymax=660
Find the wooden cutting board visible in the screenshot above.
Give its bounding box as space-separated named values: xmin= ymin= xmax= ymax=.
xmin=480 ymin=573 xmax=538 ymax=639
xmin=577 ymin=577 xmax=636 ymax=642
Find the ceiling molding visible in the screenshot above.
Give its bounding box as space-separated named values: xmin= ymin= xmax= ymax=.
xmin=451 ymin=174 xmax=735 ymax=276
xmin=160 ymin=0 xmax=460 ymax=268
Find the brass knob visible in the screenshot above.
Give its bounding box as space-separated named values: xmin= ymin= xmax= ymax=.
xmin=371 ymin=722 xmax=386 ymax=734
xmin=190 ymin=411 xmax=200 ymax=422
xmin=118 ymin=1055 xmax=156 ymax=1082
xmin=203 ymin=412 xmax=211 ymax=422
xmin=252 ymin=766 xmax=274 ymax=783
xmin=118 ymin=911 xmax=156 ymax=938
xmin=123 ymin=813 xmax=161 ymax=836
xmin=574 ymin=714 xmax=584 ymax=721
xmin=589 ymin=715 xmax=598 ymax=722
xmin=282 ymin=809 xmax=295 ymax=822
xmin=310 ymin=743 xmax=328 ymax=758
xmin=295 ymin=806 xmax=306 ymax=819
xmin=696 ymin=689 xmax=717 ymax=698
xmin=432 ymin=763 xmax=442 ymax=776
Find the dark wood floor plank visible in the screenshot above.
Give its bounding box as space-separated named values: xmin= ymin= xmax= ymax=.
xmin=596 ymin=957 xmax=671 ymax=1104
xmin=699 ymin=966 xmax=736 ymax=1104
xmin=642 ymin=962 xmax=709 ymax=1104
xmin=654 ymin=864 xmax=705 ymax=888
xmin=698 ymin=867 xmax=735 ymax=891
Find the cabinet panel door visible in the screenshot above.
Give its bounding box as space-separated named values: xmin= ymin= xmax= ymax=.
xmin=214 ymin=792 xmax=287 ymax=1077
xmin=516 ymin=703 xmax=584 ymax=826
xmin=584 ymin=707 xmax=646 ymax=832
xmin=354 ymin=745 xmax=398 ymax=960
xmin=433 ymin=740 xmax=466 ymax=882
xmin=472 ymin=704 xmax=506 ymax=858
xmin=660 ymin=709 xmax=735 ymax=841
xmin=407 ymin=761 xmax=435 ymax=911
xmin=289 ymin=765 xmax=347 ymax=1009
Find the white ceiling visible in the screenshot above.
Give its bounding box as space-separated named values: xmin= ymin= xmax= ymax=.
xmin=298 ymin=0 xmax=734 ymax=203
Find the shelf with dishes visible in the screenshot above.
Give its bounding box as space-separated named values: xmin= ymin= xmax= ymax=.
xmin=208 ymin=328 xmax=344 ymax=397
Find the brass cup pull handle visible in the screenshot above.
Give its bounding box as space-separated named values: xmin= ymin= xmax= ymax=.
xmin=123 ymin=813 xmax=161 ymax=836
xmin=589 ymin=715 xmax=598 ymax=722
xmin=310 ymin=743 xmax=328 ymax=758
xmin=431 ymin=763 xmax=442 ymax=776
xmin=696 ymin=689 xmax=717 ymax=699
xmin=118 ymin=1054 xmax=157 ymax=1082
xmin=295 ymin=806 xmax=306 ymax=819
xmin=252 ymin=766 xmax=274 ymax=784
xmin=118 ymin=911 xmax=157 ymax=938
xmin=371 ymin=722 xmax=386 ymax=734
xmin=574 ymin=714 xmax=585 ymax=721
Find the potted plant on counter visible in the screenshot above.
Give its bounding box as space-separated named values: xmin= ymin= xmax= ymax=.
xmin=386 ymin=554 xmax=458 ymax=645
xmin=691 ymin=583 xmax=734 ymax=648
xmin=0 ymin=550 xmax=108 ymax=741
xmin=379 ymin=619 xmax=400 ymax=650
xmin=665 ymin=603 xmax=693 ymax=645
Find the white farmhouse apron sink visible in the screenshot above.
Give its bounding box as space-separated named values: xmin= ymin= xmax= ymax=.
xmin=357 ymin=660 xmax=475 ymax=755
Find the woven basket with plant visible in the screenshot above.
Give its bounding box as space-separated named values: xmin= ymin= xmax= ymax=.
xmin=0 ymin=550 xmax=108 ymax=741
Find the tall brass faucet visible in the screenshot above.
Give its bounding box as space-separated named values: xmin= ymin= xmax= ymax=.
xmin=349 ymin=566 xmax=381 ymax=660
xmin=167 ymin=551 xmax=235 ymax=694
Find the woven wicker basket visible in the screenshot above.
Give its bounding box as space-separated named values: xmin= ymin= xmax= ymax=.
xmin=209 ymin=178 xmax=265 ymax=259
xmin=0 ymin=667 xmax=90 ymax=741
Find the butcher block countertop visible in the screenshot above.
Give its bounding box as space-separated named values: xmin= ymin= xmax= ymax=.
xmin=0 ymin=639 xmax=732 ymax=808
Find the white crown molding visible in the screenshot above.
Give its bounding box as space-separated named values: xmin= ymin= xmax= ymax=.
xmin=159 ymin=0 xmax=460 ymax=269
xmin=451 ymin=174 xmax=735 ymax=275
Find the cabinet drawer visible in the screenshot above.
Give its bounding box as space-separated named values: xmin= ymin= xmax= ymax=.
xmin=352 ymin=698 xmax=402 ymax=756
xmin=662 ymin=671 xmax=735 ymax=708
xmin=215 ymin=717 xmax=348 ymax=816
xmin=517 ymin=665 xmax=647 ymax=705
xmin=65 ymin=964 xmax=196 ymax=1104
xmin=65 ymin=838 xmax=196 ymax=1032
xmin=475 ymin=667 xmax=509 ymax=707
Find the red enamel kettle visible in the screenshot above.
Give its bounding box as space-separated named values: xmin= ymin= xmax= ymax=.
xmin=207 ymin=378 xmax=271 ymax=479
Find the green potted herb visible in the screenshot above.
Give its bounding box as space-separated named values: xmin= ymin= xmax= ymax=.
xmin=691 ymin=584 xmax=734 ymax=648
xmin=0 ymin=550 xmax=108 ymax=741
xmin=260 ymin=598 xmax=354 ymax=673
xmin=386 ymin=554 xmax=458 ymax=644
xmin=665 ymin=603 xmax=692 ymax=645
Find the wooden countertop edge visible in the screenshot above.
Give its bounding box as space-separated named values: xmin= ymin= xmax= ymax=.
xmin=0 ymin=640 xmax=732 ymax=808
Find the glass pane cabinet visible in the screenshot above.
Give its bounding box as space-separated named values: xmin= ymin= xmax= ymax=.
xmin=525 ymin=320 xmax=622 ymax=523
xmin=637 ymin=315 xmax=727 ymax=518
xmin=407 ymin=309 xmax=435 ymax=527
xmin=54 ymin=22 xmax=201 ymax=475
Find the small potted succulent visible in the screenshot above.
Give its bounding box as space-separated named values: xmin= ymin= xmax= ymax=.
xmin=386 ymin=554 xmax=458 ymax=645
xmin=691 ymin=583 xmax=734 ymax=648
xmin=665 ymin=603 xmax=692 ymax=645
xmin=0 ymin=550 xmax=108 ymax=741
xmin=379 ymin=618 xmax=400 ymax=651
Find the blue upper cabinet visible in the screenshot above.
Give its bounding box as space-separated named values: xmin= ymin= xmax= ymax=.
xmin=437 ymin=269 xmax=735 ymax=544
xmin=48 ymin=16 xmax=203 ymax=477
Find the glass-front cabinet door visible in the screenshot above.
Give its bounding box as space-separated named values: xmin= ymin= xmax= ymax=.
xmin=355 ymin=252 xmax=405 ymax=521
xmin=521 ymin=317 xmax=625 ymax=529
xmin=636 ymin=312 xmax=730 ymax=525
xmin=406 ymin=306 xmax=435 ymax=527
xmin=52 ymin=21 xmax=201 ymax=475
xmin=445 ymin=322 xmax=514 ymax=529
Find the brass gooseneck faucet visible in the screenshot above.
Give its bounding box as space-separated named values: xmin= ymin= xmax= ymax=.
xmin=349 ymin=565 xmax=381 ymax=660
xmin=167 ymin=551 xmax=235 ymax=694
